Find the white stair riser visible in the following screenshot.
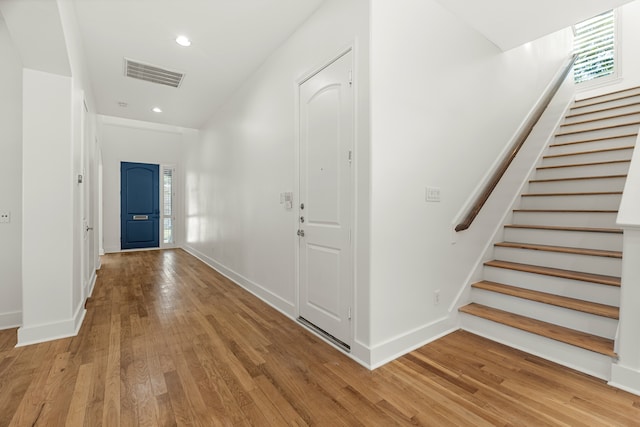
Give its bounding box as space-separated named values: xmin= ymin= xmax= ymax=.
xmin=503 ymin=227 xmax=622 ymax=251
xmin=541 ymin=149 xmax=633 ymax=167
xmin=520 ymin=194 xmax=621 ymax=210
xmin=512 ymin=211 xmax=618 ymax=228
xmin=535 ymin=162 xmax=630 ymax=180
xmin=482 ymin=266 xmax=620 ymax=306
xmin=555 ymin=124 xmax=640 ymax=144
xmin=459 ymin=314 xmax=613 ymax=380
xmin=573 ymin=90 xmax=640 ymax=109
xmin=493 ymin=247 xmax=621 ymax=277
xmin=528 ymin=177 xmax=626 ymax=193
xmin=564 ymin=104 xmax=640 ymax=124
xmin=470 ymin=289 xmax=618 ymax=339
xmin=559 ymin=113 xmax=640 ymax=134
xmin=548 ymin=135 xmax=637 ymax=155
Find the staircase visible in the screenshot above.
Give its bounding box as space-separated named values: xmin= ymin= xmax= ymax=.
xmin=459 ymin=86 xmax=640 ymax=380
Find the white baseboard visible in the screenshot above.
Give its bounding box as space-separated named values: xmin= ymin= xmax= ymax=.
xmin=610 ymin=364 xmax=640 ymax=396
xmin=0 ymin=311 xmax=22 ymax=330
xmin=16 ymin=304 xmax=86 ymax=347
xmin=85 ymin=270 xmax=97 ymax=299
xmin=181 ymin=245 xmax=296 ymax=319
xmin=369 ymin=316 xmax=458 ymax=369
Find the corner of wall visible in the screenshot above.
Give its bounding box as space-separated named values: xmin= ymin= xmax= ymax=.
xmin=610 ymin=364 xmax=640 ymax=396
xmin=16 ymin=304 xmax=85 ymax=347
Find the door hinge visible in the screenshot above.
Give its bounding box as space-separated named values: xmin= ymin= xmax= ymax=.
xmin=348 ymin=70 xmax=353 ymax=86
xmin=348 ymin=307 xmax=352 ymax=320
xmin=348 ymin=150 xmax=353 ymax=165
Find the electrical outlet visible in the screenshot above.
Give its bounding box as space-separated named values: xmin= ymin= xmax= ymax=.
xmin=425 ymin=186 xmax=441 ymax=202
xmin=0 ymin=211 xmax=10 ymax=224
xmin=434 ymin=289 xmax=440 ymax=306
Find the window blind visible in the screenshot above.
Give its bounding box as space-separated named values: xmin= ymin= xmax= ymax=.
xmin=574 ymin=10 xmax=615 ymax=84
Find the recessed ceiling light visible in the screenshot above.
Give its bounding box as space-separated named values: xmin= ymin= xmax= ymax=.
xmin=175 ymin=35 xmax=191 ymax=47
xmin=152 ymin=107 xmax=162 ymax=113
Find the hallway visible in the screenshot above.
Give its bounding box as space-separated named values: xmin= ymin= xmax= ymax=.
xmin=0 ymin=249 xmax=639 ymax=425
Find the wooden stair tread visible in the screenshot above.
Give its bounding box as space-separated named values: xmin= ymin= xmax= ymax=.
xmin=561 ymin=113 xmax=640 ymax=128
xmin=543 ymin=146 xmax=634 ymax=159
xmin=537 ymin=159 xmax=630 ymax=170
xmin=459 ymin=303 xmax=617 ymax=357
xmin=574 ymin=86 xmax=640 ymax=105
xmin=504 ymin=224 xmax=622 ymax=234
xmin=529 ymin=175 xmax=626 ymax=183
xmin=555 ymin=120 xmax=640 ymax=137
xmin=549 ymin=133 xmax=637 ymax=148
xmin=472 ymin=281 xmax=619 ymax=319
xmin=484 ymin=260 xmax=621 ymax=286
xmin=495 ymin=242 xmax=622 ymax=258
xmin=567 ymin=101 xmax=640 ymax=119
xmin=514 ymin=209 xmax=617 ymax=213
xmin=521 ymin=191 xmax=621 ymax=197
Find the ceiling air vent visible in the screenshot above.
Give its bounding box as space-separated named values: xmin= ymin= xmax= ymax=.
xmin=124 ymin=58 xmax=184 ymax=88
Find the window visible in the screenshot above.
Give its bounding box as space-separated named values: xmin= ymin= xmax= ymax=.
xmin=162 ymin=167 xmax=175 ymax=244
xmin=573 ymin=10 xmax=616 ymax=84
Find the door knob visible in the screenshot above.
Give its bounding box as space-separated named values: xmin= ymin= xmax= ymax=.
xmin=297 ymin=229 xmax=305 ymax=237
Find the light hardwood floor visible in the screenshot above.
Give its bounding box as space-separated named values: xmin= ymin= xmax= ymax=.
xmin=1 ymin=249 xmax=639 ymax=426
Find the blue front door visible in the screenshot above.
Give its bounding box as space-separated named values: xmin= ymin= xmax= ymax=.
xmin=121 ymin=162 xmax=160 ymax=250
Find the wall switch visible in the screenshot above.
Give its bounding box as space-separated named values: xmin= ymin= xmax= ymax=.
xmin=0 ymin=211 xmax=10 ymax=223
xmin=425 ymin=186 xmax=441 ymax=202
xmin=434 ymin=289 xmax=440 ymax=306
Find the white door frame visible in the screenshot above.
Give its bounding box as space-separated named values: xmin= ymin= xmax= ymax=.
xmin=294 ymin=45 xmax=357 ymax=349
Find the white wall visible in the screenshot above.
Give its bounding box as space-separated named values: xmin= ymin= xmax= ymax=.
xmin=100 ymin=116 xmax=191 ymax=253
xmin=3 ymin=0 xmax=100 ymax=344
xmin=369 ymin=0 xmax=573 ymax=363
xmin=0 ymin=14 xmax=23 ymax=329
xmin=183 ymin=0 xmax=371 ymax=360
xmin=20 ymin=68 xmax=75 ymax=344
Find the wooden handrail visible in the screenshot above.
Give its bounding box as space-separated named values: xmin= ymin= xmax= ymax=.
xmin=455 ymin=54 xmax=578 ymax=232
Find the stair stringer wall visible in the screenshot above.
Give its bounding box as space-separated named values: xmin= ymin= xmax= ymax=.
xmin=610 ymin=132 xmax=640 ymax=395
xmin=449 ymin=66 xmax=576 ymax=319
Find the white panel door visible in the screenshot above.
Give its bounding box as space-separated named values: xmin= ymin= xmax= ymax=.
xmin=298 ymin=50 xmax=353 ymax=346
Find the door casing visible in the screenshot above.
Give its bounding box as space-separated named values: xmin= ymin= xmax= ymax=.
xmin=295 ymin=46 xmax=356 ymax=350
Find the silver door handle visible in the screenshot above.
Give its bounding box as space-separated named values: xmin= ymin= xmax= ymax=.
xmin=85 ymin=225 xmax=94 ymax=232
xmin=133 ymin=215 xmax=149 ymax=220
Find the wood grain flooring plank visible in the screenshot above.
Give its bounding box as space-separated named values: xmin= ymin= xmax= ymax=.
xmin=1 ymin=249 xmax=639 ymax=425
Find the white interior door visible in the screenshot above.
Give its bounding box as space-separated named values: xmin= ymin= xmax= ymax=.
xmin=298 ymin=50 xmax=354 ymax=347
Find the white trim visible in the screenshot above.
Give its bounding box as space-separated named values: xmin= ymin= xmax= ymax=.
xmin=160 ymin=164 xmax=178 ymax=248
xmin=610 ymin=364 xmax=640 ymax=396
xmin=574 ymin=8 xmax=621 ymax=91
xmin=16 ymin=305 xmax=86 ymax=347
xmin=369 ymin=319 xmax=458 ymax=369
xmin=99 ymin=114 xmax=197 ymax=134
xmin=0 ymin=311 xmax=22 ymax=330
xmin=85 ymin=269 xmax=97 ymax=299
xmin=182 ymin=244 xmax=296 ymax=318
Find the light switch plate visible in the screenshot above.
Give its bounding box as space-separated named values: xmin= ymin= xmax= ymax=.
xmin=0 ymin=211 xmax=10 ymax=223
xmin=425 ymin=187 xmax=441 ymax=202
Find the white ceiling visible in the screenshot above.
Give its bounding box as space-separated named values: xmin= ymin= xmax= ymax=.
xmin=71 ymin=0 xmax=324 ymax=129
xmin=434 ymin=0 xmax=636 ymax=51
xmin=3 ymin=0 xmax=637 ymax=129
